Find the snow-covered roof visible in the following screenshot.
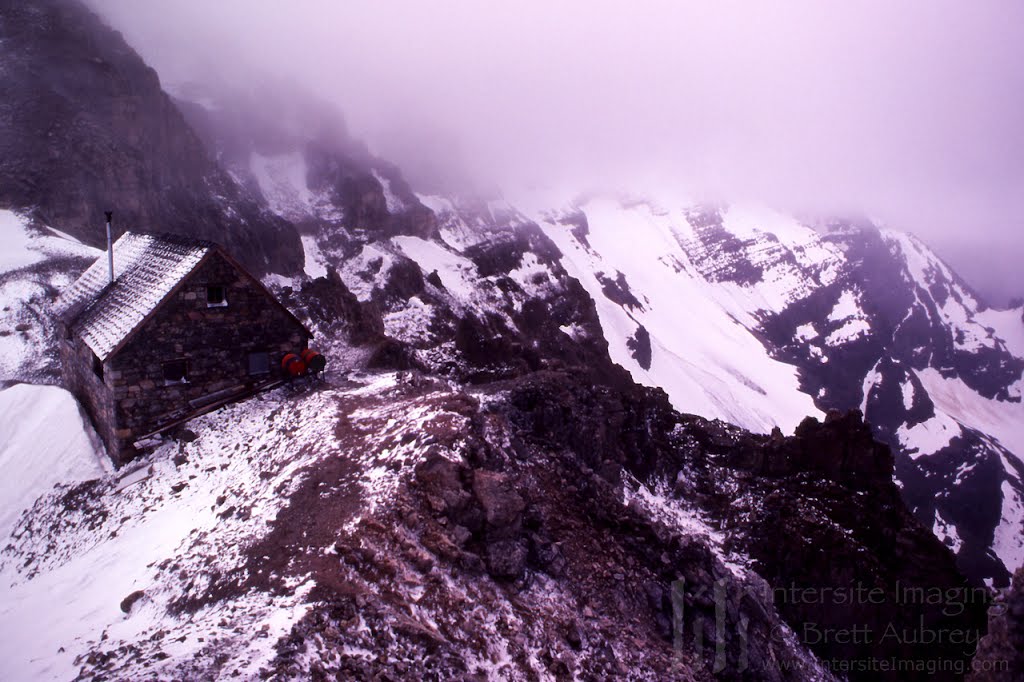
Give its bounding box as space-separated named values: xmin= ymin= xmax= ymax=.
xmin=56 ymin=232 xmax=215 ymax=360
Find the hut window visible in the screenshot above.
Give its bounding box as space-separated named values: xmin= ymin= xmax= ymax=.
xmin=206 ymin=285 xmax=227 ymax=307
xmin=92 ymin=353 xmax=104 ymax=380
xmin=247 ymin=351 xmax=270 ymax=376
xmin=162 ymin=359 xmax=189 ymax=384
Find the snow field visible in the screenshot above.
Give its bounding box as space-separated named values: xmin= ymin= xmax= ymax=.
xmin=537 ymin=197 xmax=821 ymax=434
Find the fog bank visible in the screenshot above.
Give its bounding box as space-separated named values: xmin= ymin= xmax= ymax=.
xmin=90 ymin=0 xmax=1024 ymax=304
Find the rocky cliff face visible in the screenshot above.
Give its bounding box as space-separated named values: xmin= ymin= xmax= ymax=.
xmin=500 ymin=197 xmax=1023 ymax=588
xmin=751 ymin=220 xmax=1024 ymax=587
xmin=0 ymin=0 xmax=303 ymax=276
xmin=500 ymin=374 xmax=985 ymax=680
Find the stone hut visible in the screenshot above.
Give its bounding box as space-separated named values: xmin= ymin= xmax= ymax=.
xmin=57 ymin=231 xmax=312 ymax=466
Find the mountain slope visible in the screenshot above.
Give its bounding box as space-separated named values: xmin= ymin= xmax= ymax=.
xmin=0 ymin=0 xmax=303 ymax=276
xmin=0 ymin=366 xmax=988 ymax=680
xmin=173 ymin=71 xmax=1022 ymax=586
xmin=514 ymin=196 xmax=1024 ymax=586
xmin=0 ymin=143 xmax=991 ymax=681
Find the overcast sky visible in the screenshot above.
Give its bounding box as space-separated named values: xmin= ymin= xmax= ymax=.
xmin=92 ymin=0 xmax=1024 ymax=304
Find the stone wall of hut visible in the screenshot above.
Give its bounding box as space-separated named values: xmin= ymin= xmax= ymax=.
xmin=103 ymin=251 xmax=309 ymax=461
xmin=59 ymin=326 xmax=121 ymax=463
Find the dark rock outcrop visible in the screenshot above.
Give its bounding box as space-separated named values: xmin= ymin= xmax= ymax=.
xmin=119 ymin=590 xmax=145 ymax=614
xmin=303 ymin=146 xmax=438 ymax=240
xmin=471 ymin=470 xmax=526 ymax=535
xmin=0 ymin=0 xmax=303 ymax=275
xmin=596 ymin=270 xmax=644 ymax=311
xmin=462 ymin=222 xmax=561 ymax=278
xmin=681 ymin=205 xmax=765 ymax=286
xmin=627 ymin=323 xmax=653 ymax=370
xmin=413 ymin=454 xmax=530 ymax=581
xmin=503 ymin=371 xmax=987 ymax=680
xmin=295 ymin=270 xmax=385 ymax=346
xmin=969 ymin=567 xmax=1024 ymax=681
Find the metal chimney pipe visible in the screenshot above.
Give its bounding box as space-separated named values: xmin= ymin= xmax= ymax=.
xmin=104 ymin=210 xmax=114 ymax=283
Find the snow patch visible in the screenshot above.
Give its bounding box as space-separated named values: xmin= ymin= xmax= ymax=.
xmin=0 ymin=211 xmax=44 ymax=274
xmin=902 ymin=379 xmax=916 ymax=411
xmin=916 ymin=368 xmax=1024 ymax=463
xmin=896 ymin=412 xmax=960 ymax=460
xmin=300 ymin=234 xmax=328 ymax=279
xmin=825 ymin=318 xmax=870 ymax=346
xmin=828 ymin=290 xmax=861 ymax=323
xmin=976 ymin=306 xmax=1024 ymax=360
xmin=993 ymin=481 xmax=1024 ymax=573
xmin=372 ymin=171 xmax=405 ymax=213
xmin=0 ymin=384 xmax=107 ymax=540
xmin=250 ymin=151 xmax=313 ymax=219
xmin=860 ymin=360 xmax=882 ymax=414
xmin=0 ymin=211 xmax=98 ymax=276
xmin=932 ymin=509 xmax=963 ymax=555
xmin=794 ymin=323 xmax=818 ymax=342
xmin=392 ymin=235 xmax=477 ymax=301
xmin=337 ymin=244 xmax=395 ymax=301
xmin=559 ymin=323 xmax=587 ymax=341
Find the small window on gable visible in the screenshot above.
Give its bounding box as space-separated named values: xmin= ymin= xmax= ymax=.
xmin=207 ymin=285 xmax=227 ymax=307
xmin=247 ymin=351 xmax=270 ymax=376
xmin=92 ymin=353 xmax=104 ymax=381
xmin=162 ymin=359 xmax=189 ymax=384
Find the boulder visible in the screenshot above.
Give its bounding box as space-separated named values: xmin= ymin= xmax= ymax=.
xmin=485 ymin=539 xmax=528 ymax=580
xmin=472 ymin=470 xmax=525 ymax=535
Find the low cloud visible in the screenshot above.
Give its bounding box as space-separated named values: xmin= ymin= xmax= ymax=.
xmin=91 ymin=0 xmax=1024 ymax=302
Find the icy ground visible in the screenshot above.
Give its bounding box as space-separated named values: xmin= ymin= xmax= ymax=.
xmin=0 ymin=371 xmax=469 ymax=680
xmin=0 ymin=384 xmax=108 ymax=541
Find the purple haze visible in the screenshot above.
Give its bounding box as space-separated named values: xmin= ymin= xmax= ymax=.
xmin=91 ymin=0 xmax=1024 ymax=304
